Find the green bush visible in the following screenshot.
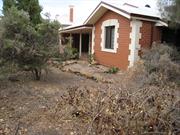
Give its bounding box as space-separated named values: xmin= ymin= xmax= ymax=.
xmin=61 ymin=45 xmax=79 ymax=61
xmin=105 ymin=67 xmax=119 ymax=74
xmin=0 ymin=7 xmax=60 ymax=80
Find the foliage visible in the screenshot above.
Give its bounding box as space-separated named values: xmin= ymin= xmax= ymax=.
xmin=0 ymin=61 xmax=18 ymax=79
xmin=49 ymin=45 xmax=62 ymax=61
xmin=0 ymin=7 xmax=60 ymax=80
xmin=49 ymin=44 xmax=180 ymax=134
xmin=61 ymin=45 xmax=79 ymax=61
xmin=3 ymin=0 xmax=42 ymax=25
xmin=140 ymin=43 xmax=180 ymax=85
xmin=125 ymin=44 xmax=179 ymax=87
xmin=16 ymin=0 xmax=42 ymax=25
xmin=2 ymin=0 xmax=15 ymax=14
xmin=105 ymin=67 xmax=119 ymax=74
xmin=37 ymin=19 xmax=60 ymax=46
xmin=88 ymin=54 xmax=95 ymax=64
xmin=158 ymin=0 xmax=180 ymax=28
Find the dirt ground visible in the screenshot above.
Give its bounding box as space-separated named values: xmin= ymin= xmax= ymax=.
xmin=0 ymin=67 xmax=117 ymax=135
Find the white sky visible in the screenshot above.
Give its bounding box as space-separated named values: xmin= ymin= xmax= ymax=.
xmin=0 ymin=0 xmax=158 ymax=24
xmin=39 ymin=0 xmax=158 ymax=24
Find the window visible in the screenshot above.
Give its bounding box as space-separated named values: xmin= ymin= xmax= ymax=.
xmin=105 ymin=26 xmax=115 ymax=49
xmin=100 ymin=19 xmax=119 ymax=53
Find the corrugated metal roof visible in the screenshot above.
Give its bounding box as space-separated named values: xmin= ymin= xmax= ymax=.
xmin=60 ymin=0 xmax=166 ymax=31
xmin=107 ymin=1 xmax=160 ymax=18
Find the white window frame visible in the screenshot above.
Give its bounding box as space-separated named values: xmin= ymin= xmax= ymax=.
xmin=101 ymin=19 xmax=119 ymax=53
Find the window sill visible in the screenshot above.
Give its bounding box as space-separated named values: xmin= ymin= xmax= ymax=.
xmin=102 ymin=48 xmax=117 ymax=53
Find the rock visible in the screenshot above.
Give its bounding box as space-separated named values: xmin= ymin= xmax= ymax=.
xmin=91 ymin=61 xmax=98 ymax=65
xmin=0 ymin=119 xmax=4 ymax=122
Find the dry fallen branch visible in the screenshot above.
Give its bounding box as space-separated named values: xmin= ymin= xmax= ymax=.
xmin=49 ymin=82 xmax=179 ymax=135
xmin=14 ymin=122 xmax=20 ymax=135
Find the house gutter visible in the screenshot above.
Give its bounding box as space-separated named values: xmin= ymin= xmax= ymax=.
xmin=59 ymin=25 xmax=93 ymax=33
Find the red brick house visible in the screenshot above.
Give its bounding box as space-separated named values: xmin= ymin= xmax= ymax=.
xmin=59 ymin=1 xmax=167 ymax=70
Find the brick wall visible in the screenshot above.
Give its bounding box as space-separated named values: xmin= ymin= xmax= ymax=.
xmin=140 ymin=21 xmax=162 ymax=49
xmin=153 ymin=26 xmax=162 ymax=43
xmin=93 ymin=10 xmax=162 ymax=70
xmin=94 ymin=10 xmax=131 ymax=70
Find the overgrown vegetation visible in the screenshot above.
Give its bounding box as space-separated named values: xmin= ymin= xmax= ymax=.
xmin=0 ymin=1 xmax=60 ymax=80
xmin=88 ymin=54 xmax=95 ymax=64
xmin=50 ymin=44 xmax=180 ymax=134
xmin=50 ymin=38 xmax=79 ymax=64
xmin=105 ymin=67 xmax=119 ymax=74
xmin=3 ymin=0 xmax=42 ymax=25
xmin=0 ymin=0 xmax=179 ymax=134
xmin=158 ymin=0 xmax=180 ymax=28
xmin=132 ymin=43 xmax=180 ymax=86
xmin=61 ymin=45 xmax=79 ymax=61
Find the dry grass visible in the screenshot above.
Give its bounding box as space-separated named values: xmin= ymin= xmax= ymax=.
xmin=49 ymin=84 xmax=179 ymax=135
xmin=47 ymin=44 xmax=180 ymax=135
xmin=0 ymin=44 xmax=179 ymax=135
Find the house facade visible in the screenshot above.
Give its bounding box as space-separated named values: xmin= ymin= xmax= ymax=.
xmin=59 ymin=1 xmax=167 ymax=70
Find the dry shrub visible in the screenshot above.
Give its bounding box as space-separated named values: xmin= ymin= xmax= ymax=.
xmin=51 ymin=85 xmax=179 ymax=135
xmin=50 ymin=44 xmax=180 ymax=135
xmin=126 ymin=43 xmax=180 ymax=87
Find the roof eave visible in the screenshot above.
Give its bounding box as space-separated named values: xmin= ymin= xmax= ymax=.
xmin=59 ymin=25 xmax=93 ymax=33
xmin=84 ymin=1 xmax=131 ymax=25
xmin=131 ymin=15 xmax=168 ymax=27
xmin=84 ymin=1 xmax=167 ymax=27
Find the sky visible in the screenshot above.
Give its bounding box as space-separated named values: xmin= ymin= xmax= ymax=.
xmin=40 ymin=0 xmax=158 ymax=24
xmin=0 ymin=0 xmax=158 ymax=24
xmin=0 ymin=0 xmax=2 ymax=14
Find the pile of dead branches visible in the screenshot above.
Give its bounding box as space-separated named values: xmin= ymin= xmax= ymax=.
xmin=49 ymin=83 xmax=178 ymax=135
xmin=48 ymin=44 xmax=180 ymax=135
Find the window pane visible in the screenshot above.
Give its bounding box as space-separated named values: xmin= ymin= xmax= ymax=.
xmin=105 ymin=27 xmax=110 ymax=49
xmin=105 ymin=26 xmax=115 ymax=49
xmin=111 ymin=27 xmax=115 ymax=49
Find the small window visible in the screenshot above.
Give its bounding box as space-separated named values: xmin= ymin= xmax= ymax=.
xmin=105 ymin=26 xmax=115 ymax=49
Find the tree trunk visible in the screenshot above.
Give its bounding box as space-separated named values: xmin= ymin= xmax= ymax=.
xmin=32 ymin=68 xmax=41 ymax=80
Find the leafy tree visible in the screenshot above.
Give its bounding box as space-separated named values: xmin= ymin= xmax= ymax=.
xmin=1 ymin=0 xmax=60 ymax=80
xmin=158 ymin=0 xmax=180 ymax=28
xmin=37 ymin=19 xmax=60 ymax=47
xmin=16 ymin=0 xmax=42 ymax=25
xmin=0 ymin=7 xmax=60 ymax=80
xmin=2 ymin=0 xmax=15 ymax=14
xmin=2 ymin=0 xmax=42 ymax=25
